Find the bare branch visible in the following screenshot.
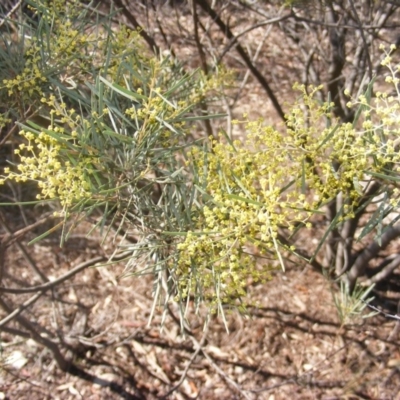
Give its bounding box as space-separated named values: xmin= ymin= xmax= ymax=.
xmin=191 ymin=334 xmax=253 ymax=400
xmin=150 ymin=1 xmax=176 ymax=57
xmin=0 ymin=0 xmax=22 ymax=29
xmin=0 ymin=251 xmax=131 ymax=294
xmin=0 ymin=291 xmax=43 ymax=328
xmin=292 ymin=14 xmax=400 ymax=30
xmin=112 ymin=0 xmax=160 ymax=54
xmin=348 ymin=0 xmax=372 ymax=80
xmin=0 ymin=325 xmax=31 ymax=339
xmin=0 ymin=296 xmax=72 ymax=371
xmin=0 ymin=297 xmax=142 ymax=398
xmin=0 ymin=211 xmax=54 ymax=248
xmin=364 ymin=253 xmax=400 ymax=286
xmin=160 ymin=324 xmax=208 ymax=398
xmin=347 ymin=224 xmax=400 ymax=292
xmin=0 ymin=211 xmax=49 ymax=283
xmin=190 ymin=0 xmax=215 ymax=139
xmin=363 ymin=300 xmax=400 ymax=322
xmin=218 ymin=12 xmax=292 ymax=62
xmin=195 ymin=0 xmax=286 ymax=121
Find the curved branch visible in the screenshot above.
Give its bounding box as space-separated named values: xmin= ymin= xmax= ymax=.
xmin=112 ymin=0 xmax=160 ymax=54
xmin=0 ymin=291 xmax=43 ymax=327
xmin=365 ymin=253 xmax=400 ymax=286
xmin=0 ymin=297 xmax=142 ymax=399
xmin=0 ymin=211 xmax=50 ymax=283
xmin=218 ymin=13 xmax=292 ymax=62
xmin=0 ymin=251 xmax=131 ymax=294
xmin=347 ymin=224 xmax=400 ymax=292
xmin=0 ymin=212 xmax=54 ymax=248
xmin=195 ymin=0 xmax=286 ymax=121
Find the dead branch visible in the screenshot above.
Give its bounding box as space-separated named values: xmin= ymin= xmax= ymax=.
xmin=363 ymin=300 xmax=400 ymax=322
xmin=0 ymin=291 xmax=43 ymax=328
xmin=192 ymin=333 xmax=253 ymax=400
xmin=231 ymin=13 xmax=277 ymax=108
xmin=160 ymin=324 xmax=208 ymax=399
xmin=190 ymin=0 xmax=214 ymax=138
xmin=150 ymin=1 xmax=176 ymax=57
xmin=347 ymin=224 xmax=400 ymax=292
xmin=0 ymin=296 xmax=142 ymax=399
xmin=0 ymin=212 xmax=54 ymax=249
xmin=0 ymin=251 xmax=131 ymax=294
xmin=0 ymin=211 xmax=49 ymax=282
xmin=364 ymin=253 xmax=400 ymax=286
xmin=217 ymin=12 xmax=292 ymax=63
xmin=0 ymin=0 xmax=22 ymax=29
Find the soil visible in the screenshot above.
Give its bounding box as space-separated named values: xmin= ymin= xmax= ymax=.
xmin=1 ymin=214 xmax=399 ymax=399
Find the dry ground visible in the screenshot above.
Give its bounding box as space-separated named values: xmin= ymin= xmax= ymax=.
xmin=1 ymin=213 xmax=400 ymax=399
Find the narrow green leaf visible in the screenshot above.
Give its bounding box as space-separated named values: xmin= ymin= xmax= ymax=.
xmin=99 ymin=76 xmax=147 ymax=101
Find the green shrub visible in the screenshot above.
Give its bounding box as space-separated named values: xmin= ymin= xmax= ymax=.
xmin=2 ymin=1 xmax=400 ymax=325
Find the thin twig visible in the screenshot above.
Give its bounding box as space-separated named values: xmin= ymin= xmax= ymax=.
xmin=0 ymin=0 xmax=23 ymax=29
xmin=388 ymin=299 xmax=400 ymax=341
xmin=160 ymin=324 xmax=208 ymax=399
xmin=0 ymin=211 xmax=49 ymax=282
xmin=112 ymin=0 xmax=160 ymax=54
xmin=292 ymin=14 xmax=400 ymax=30
xmin=249 ymin=344 xmax=348 ymax=393
xmin=190 ymin=0 xmax=214 ymax=139
xmin=218 ymin=12 xmax=291 ymax=62
xmin=0 ymin=212 xmax=54 ymax=248
xmin=363 ymin=301 xmax=400 ymax=321
xmin=196 ymin=0 xmax=286 ymax=122
xmin=0 ymin=251 xmax=131 ymax=294
xmin=0 ymin=291 xmax=43 ymax=328
xmin=167 ymin=304 xmax=251 ymax=398
xmin=231 ymin=18 xmax=274 ymax=107
xmin=348 ymin=0 xmax=373 ymax=80
xmin=0 ymin=325 xmax=31 ymax=339
xmin=192 ymin=334 xmax=253 ymax=400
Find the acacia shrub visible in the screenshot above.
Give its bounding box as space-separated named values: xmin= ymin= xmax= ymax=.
xmin=1 ymin=1 xmax=400 ymax=325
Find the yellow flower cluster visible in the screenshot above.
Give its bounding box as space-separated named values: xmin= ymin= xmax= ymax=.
xmin=35 ymin=0 xmax=95 ymax=81
xmin=48 ymin=20 xmax=87 ymax=60
xmin=0 ymin=114 xmax=11 ymax=130
xmin=0 ymin=93 xmax=100 ymax=208
xmin=107 ymin=26 xmax=145 ymax=62
xmin=1 ymin=26 xmax=227 ymax=211
xmin=0 ymin=127 xmax=95 ymax=208
xmin=2 ymin=45 xmax=47 ymax=100
xmin=176 ymin=63 xmax=400 ymax=307
xmin=122 ymin=61 xmax=231 ymax=148
xmin=1 ymin=0 xmax=93 ymax=109
xmin=124 ymin=84 xmax=189 ymax=147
